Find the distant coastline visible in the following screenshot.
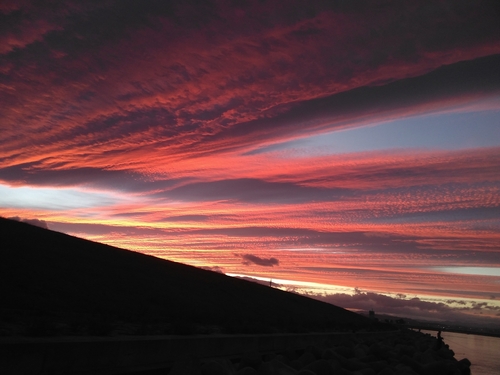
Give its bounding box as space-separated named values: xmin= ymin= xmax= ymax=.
xmin=409 ymin=325 xmax=500 ymax=339
xmin=358 ymin=310 xmax=500 ymax=339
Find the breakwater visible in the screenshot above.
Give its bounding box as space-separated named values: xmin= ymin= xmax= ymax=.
xmin=0 ymin=329 xmax=470 ymax=375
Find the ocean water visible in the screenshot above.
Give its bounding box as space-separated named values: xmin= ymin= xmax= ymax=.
xmin=423 ymin=330 xmax=500 ymax=375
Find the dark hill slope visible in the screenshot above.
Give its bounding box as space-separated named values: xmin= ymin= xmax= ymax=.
xmin=0 ymin=217 xmax=371 ymax=335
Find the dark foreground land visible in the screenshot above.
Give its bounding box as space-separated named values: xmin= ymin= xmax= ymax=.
xmin=0 ymin=217 xmax=376 ymax=336
xmin=0 ymin=218 xmax=472 ymax=375
xmin=171 ymin=329 xmax=471 ymax=375
xmin=1 ymin=328 xmax=471 ymax=374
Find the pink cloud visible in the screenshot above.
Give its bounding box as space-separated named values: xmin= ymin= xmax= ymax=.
xmin=1 ymin=1 xmax=500 ymax=173
xmin=1 ymin=1 xmax=500 ymax=321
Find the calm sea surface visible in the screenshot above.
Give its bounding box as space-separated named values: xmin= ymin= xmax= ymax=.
xmin=422 ymin=330 xmax=500 ymax=375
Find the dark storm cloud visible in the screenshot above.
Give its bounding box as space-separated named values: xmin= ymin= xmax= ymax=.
xmin=242 ymin=254 xmax=279 ymax=267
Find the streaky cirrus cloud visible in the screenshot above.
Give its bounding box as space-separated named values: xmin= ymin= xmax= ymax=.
xmin=1 ymin=0 xmax=500 ymax=325
xmin=1 ymin=1 xmax=500 ymax=173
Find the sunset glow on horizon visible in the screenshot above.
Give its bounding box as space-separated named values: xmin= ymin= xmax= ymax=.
xmin=1 ymin=0 xmax=499 ymax=326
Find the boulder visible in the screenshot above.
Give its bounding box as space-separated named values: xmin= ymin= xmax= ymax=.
xmin=335 ymin=345 xmax=355 ymax=359
xmin=170 ymin=357 xmax=202 ymax=375
xmin=201 ymin=359 xmax=233 ymax=375
xmin=422 ymin=360 xmax=461 ymax=375
xmin=354 ymin=368 xmax=376 ymax=375
xmin=237 ymin=367 xmax=258 ymax=375
xmin=258 ymin=358 xmax=298 ymax=375
xmin=321 ymin=349 xmax=335 ymax=360
xmin=302 ymin=359 xmax=334 ymax=375
xmin=457 ymin=358 xmax=471 ymax=375
xmin=377 ymin=368 xmax=395 ymax=375
xmin=296 ymin=371 xmax=316 ymax=375
xmin=239 ymin=352 xmax=262 ymax=370
xmin=297 ymin=352 xmax=316 ymax=368
xmin=364 ymin=359 xmax=388 ymax=373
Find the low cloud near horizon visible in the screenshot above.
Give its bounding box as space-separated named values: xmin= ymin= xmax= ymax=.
xmin=308 ymin=290 xmax=500 ymax=327
xmin=7 ymin=216 xmax=49 ymax=230
xmin=200 ymin=265 xmax=225 ymax=274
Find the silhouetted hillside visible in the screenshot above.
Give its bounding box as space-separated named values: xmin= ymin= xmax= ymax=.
xmin=0 ymin=217 xmax=375 ymax=336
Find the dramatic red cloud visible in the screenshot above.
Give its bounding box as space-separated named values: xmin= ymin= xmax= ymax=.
xmin=1 ymin=0 xmax=500 ymax=324
xmin=2 ymin=1 xmax=500 ymax=172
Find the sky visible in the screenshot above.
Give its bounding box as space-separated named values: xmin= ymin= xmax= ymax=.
xmin=1 ymin=0 xmax=500 ymax=326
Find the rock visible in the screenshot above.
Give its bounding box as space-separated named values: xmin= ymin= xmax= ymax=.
xmin=368 ymin=342 xmax=388 ymax=359
xmin=392 ymin=363 xmax=419 ymax=375
xmin=396 ymin=344 xmax=416 ymax=357
xmin=457 ymin=358 xmax=471 ymax=375
xmin=289 ymin=359 xmax=302 ymax=370
xmin=457 ymin=358 xmax=471 ymax=367
xmin=335 ymin=345 xmax=355 ymax=359
xmin=421 ymin=348 xmax=440 ymax=364
xmin=364 ymin=359 xmax=388 ymax=373
xmin=355 ymin=368 xmax=376 ymax=375
xmin=171 ymin=330 xmax=471 ymax=375
xmin=342 ymin=358 xmax=369 ymax=372
xmin=335 ymin=369 xmax=354 ymax=375
xmin=258 ymin=358 xmax=298 ymax=375
xmin=357 ymin=354 xmax=377 ymax=363
xmin=239 ymin=352 xmax=262 ymax=370
xmin=170 ymin=357 xmax=202 ymax=375
xmin=237 ymin=367 xmax=258 ymax=375
xmin=436 ymin=347 xmax=455 ymax=360
xmin=400 ymin=354 xmax=423 ymax=374
xmin=377 ymin=368 xmax=395 ymax=375
xmin=302 ymin=359 xmax=334 ymax=375
xmin=354 ymin=344 xmax=369 ymax=358
xmin=321 ymin=349 xmax=335 ymax=360
xmin=297 ymin=352 xmax=316 ymax=368
xmin=284 ymin=350 xmax=299 ymax=362
xmin=274 ymin=355 xmax=289 ymax=366
xmin=305 ymin=345 xmax=322 ymax=360
xmin=201 ymin=359 xmax=233 ymax=375
xmin=422 ymin=360 xmax=461 ymax=375
xmin=296 ymin=370 xmax=316 ymax=375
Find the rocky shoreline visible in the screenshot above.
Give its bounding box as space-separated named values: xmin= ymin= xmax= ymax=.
xmin=179 ymin=329 xmax=471 ymax=375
